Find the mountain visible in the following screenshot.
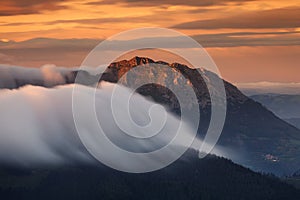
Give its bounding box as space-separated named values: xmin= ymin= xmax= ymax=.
xmin=251 ymin=94 xmax=300 ymax=130
xmin=0 ymin=151 xmax=299 ymax=200
xmin=251 ymin=94 xmax=300 ymax=119
xmin=93 ymin=57 xmax=300 ymax=176
xmin=1 ymin=57 xmax=300 ymax=175
xmin=285 ymin=118 xmax=300 ymax=130
xmin=251 ymin=94 xmax=300 ymax=129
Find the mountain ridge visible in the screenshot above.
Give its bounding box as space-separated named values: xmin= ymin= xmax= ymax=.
xmin=1 ymin=57 xmax=300 ymax=175
xmin=95 ymin=56 xmax=300 ymax=175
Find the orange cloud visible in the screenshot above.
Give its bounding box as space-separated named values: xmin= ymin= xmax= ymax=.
xmin=87 ymin=0 xmax=254 ymax=7
xmin=173 ymin=7 xmax=300 ymax=29
xmin=0 ymin=0 xmax=67 ymax=16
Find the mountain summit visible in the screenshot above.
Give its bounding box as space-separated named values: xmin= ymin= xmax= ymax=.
xmin=97 ymin=57 xmax=300 ymax=175
xmin=1 ymin=57 xmax=300 ymax=175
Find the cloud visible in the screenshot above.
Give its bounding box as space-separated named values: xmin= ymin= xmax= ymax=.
xmin=0 ymin=37 xmax=99 ymax=50
xmin=43 ymin=16 xmax=158 ymax=26
xmin=0 ymin=0 xmax=67 ymax=16
xmin=1 ymin=31 xmax=299 ymax=52
xmin=193 ymin=31 xmax=300 ymax=47
xmin=87 ymin=0 xmax=253 ymax=7
xmin=0 ymin=0 xmax=252 ymax=16
xmin=0 ymin=64 xmax=73 ymax=89
xmin=0 ymin=81 xmax=207 ymax=168
xmin=0 ymin=38 xmax=99 ymax=67
xmin=0 ymin=31 xmax=299 ymax=68
xmin=40 ymin=64 xmax=66 ymax=87
xmin=91 ymin=31 xmax=300 ymax=49
xmin=173 ymin=7 xmax=300 ymax=29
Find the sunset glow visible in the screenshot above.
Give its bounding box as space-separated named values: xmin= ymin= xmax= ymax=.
xmin=0 ymin=0 xmax=299 ymax=83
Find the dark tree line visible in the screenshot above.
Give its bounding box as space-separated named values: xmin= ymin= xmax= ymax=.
xmin=0 ymin=151 xmax=299 ymax=200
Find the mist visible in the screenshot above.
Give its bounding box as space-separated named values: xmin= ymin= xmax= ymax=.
xmin=0 ymin=82 xmax=220 ymax=169
xmin=0 ymin=63 xmax=230 ymax=171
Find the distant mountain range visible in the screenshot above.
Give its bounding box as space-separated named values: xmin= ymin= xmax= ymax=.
xmin=237 ymin=82 xmax=300 ymax=96
xmin=0 ymin=150 xmax=299 ymax=200
xmin=286 ymin=118 xmax=300 ymax=130
xmin=1 ymin=57 xmax=300 ymax=175
xmin=251 ymin=94 xmax=300 ymax=129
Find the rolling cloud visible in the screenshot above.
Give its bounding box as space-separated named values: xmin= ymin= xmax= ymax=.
xmin=0 ymin=63 xmax=232 ymax=170
xmin=237 ymin=82 xmax=300 ymax=95
xmin=0 ymin=81 xmax=212 ymax=168
xmin=0 ymin=0 xmax=67 ymax=16
xmin=0 ymin=84 xmax=91 ymax=167
xmin=0 ymin=64 xmax=74 ymax=89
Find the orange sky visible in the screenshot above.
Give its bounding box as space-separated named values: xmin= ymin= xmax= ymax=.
xmin=0 ymin=0 xmax=299 ymax=83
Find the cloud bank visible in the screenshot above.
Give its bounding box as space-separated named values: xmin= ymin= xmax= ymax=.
xmin=173 ymin=7 xmax=300 ymax=29
xmin=0 ymin=82 xmax=208 ymax=169
xmin=0 ymin=0 xmax=67 ymax=16
xmin=0 ymin=64 xmax=76 ymax=89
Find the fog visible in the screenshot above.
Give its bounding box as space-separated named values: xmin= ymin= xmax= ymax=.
xmin=0 ymin=82 xmax=216 ymax=169
xmin=0 ymin=64 xmax=229 ymax=171
xmin=0 ymin=84 xmax=90 ymax=167
xmin=0 ymin=64 xmax=110 ymax=90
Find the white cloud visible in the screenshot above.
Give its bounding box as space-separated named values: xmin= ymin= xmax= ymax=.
xmin=0 ymin=82 xmax=210 ymax=168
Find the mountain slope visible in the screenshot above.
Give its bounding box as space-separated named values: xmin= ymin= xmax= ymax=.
xmin=251 ymin=94 xmax=300 ymax=119
xmin=94 ymin=57 xmax=300 ymax=175
xmin=1 ymin=57 xmax=300 ymax=175
xmin=251 ymin=94 xmax=300 ymax=129
xmin=285 ymin=118 xmax=300 ymax=129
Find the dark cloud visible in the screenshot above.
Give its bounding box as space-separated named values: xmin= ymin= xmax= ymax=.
xmin=0 ymin=31 xmax=299 ymax=67
xmin=87 ymin=0 xmax=254 ymax=7
xmin=0 ymin=80 xmax=199 ymax=167
xmin=0 ymin=15 xmax=169 ymax=27
xmin=0 ymin=31 xmax=299 ymax=68
xmin=0 ymin=0 xmax=67 ymax=16
xmin=0 ymin=0 xmax=253 ymax=16
xmin=43 ymin=14 xmax=170 ymax=26
xmin=0 ymin=38 xmax=100 ymax=67
xmin=1 ymin=31 xmax=299 ymax=50
xmin=0 ymin=22 xmax=36 ymax=26
xmin=173 ymin=7 xmax=300 ymax=29
xmin=193 ymin=31 xmax=300 ymax=47
xmin=78 ymin=31 xmax=300 ymax=49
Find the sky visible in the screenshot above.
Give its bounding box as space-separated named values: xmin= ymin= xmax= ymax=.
xmin=0 ymin=0 xmax=299 ymax=83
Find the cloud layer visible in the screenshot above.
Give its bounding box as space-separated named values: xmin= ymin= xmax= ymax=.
xmin=173 ymin=7 xmax=300 ymax=29
xmin=237 ymin=82 xmax=300 ymax=95
xmin=88 ymin=0 xmax=252 ymax=7
xmin=0 ymin=82 xmax=206 ymax=168
xmin=0 ymin=64 xmax=75 ymax=89
xmin=0 ymin=0 xmax=67 ymax=16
